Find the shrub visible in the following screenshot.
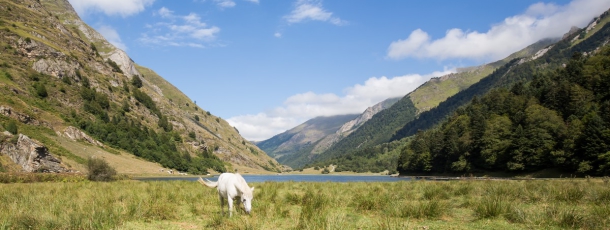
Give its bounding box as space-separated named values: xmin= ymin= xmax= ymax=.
xmin=106 ymin=59 xmax=123 ymax=73
xmin=4 ymin=72 xmax=12 ymax=80
xmin=62 ymin=76 xmax=72 ymax=85
xmin=5 ymin=120 xmax=18 ymax=134
xmin=87 ymin=157 xmax=117 ymax=182
xmin=34 ymin=83 xmax=48 ymax=98
xmin=131 ymin=75 xmax=143 ymax=88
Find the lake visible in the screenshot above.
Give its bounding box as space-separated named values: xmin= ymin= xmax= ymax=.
xmin=135 ymin=174 xmax=413 ymax=183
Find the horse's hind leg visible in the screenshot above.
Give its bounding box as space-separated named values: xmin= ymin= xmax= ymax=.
xmin=219 ymin=194 xmax=225 ymax=216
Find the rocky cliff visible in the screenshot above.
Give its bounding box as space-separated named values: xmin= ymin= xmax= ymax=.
xmin=0 ymin=132 xmax=70 ymax=173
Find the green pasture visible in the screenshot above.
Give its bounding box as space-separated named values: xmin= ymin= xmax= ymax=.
xmin=0 ymin=177 xmax=609 ymax=229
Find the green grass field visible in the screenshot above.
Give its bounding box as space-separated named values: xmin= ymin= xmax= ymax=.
xmin=1 ymin=177 xmax=609 ymax=229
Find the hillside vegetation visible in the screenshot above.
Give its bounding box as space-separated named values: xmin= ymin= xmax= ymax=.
xmin=0 ymin=0 xmax=279 ymax=174
xmin=398 ymin=47 xmax=610 ymax=176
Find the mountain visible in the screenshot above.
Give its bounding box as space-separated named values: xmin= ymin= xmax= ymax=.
xmin=313 ymin=9 xmax=610 ymax=174
xmin=0 ymin=0 xmax=280 ymax=174
xmin=398 ymin=41 xmax=610 ymax=176
xmin=288 ymin=39 xmax=555 ymax=170
xmin=314 ymin=97 xmax=400 ymax=154
xmin=257 ymin=114 xmax=359 ymax=159
xmin=258 ymin=97 xmax=399 ymax=168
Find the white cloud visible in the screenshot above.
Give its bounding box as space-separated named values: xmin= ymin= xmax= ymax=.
xmin=97 ymin=25 xmax=127 ymax=50
xmin=245 ymin=0 xmax=260 ymax=3
xmin=140 ymin=7 xmax=220 ymax=47
xmin=284 ymin=0 xmax=347 ymax=26
xmin=215 ymin=0 xmax=236 ymax=8
xmin=228 ymin=69 xmax=453 ymax=141
xmin=68 ymin=0 xmax=154 ymax=17
xmin=387 ymin=0 xmax=610 ymax=61
xmin=274 ymin=32 xmax=282 ymax=38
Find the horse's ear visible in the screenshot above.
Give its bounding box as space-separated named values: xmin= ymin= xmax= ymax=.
xmin=251 ymin=186 xmax=255 ymax=192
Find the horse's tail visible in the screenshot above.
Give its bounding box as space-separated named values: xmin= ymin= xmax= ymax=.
xmin=198 ymin=177 xmax=218 ymax=188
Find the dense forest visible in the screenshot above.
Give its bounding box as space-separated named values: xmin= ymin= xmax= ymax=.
xmin=398 ymin=47 xmax=610 ymax=176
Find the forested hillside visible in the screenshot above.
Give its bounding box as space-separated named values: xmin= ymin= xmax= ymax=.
xmin=308 ymin=10 xmax=610 ymax=174
xmin=398 ymin=46 xmax=610 ymax=176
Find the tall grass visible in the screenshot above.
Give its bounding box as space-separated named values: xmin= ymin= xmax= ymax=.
xmin=0 ymin=178 xmax=608 ymax=229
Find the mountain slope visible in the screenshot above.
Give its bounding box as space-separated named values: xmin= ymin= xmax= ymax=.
xmin=398 ymin=45 xmax=610 ymax=176
xmin=264 ymin=97 xmax=399 ymax=168
xmin=312 ymin=9 xmax=610 ymax=173
xmin=392 ymin=12 xmax=610 ymax=141
xmin=305 ymin=39 xmax=557 ymax=169
xmin=0 ymin=0 xmax=280 ymax=174
xmin=258 ymin=114 xmax=359 ymax=159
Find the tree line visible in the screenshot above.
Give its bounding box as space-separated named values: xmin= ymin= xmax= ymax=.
xmin=398 ymin=48 xmax=610 ymax=176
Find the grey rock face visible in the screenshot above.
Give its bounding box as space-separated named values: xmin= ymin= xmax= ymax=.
xmin=62 ymin=126 xmax=104 ymax=147
xmin=0 ymin=134 xmax=70 ymax=173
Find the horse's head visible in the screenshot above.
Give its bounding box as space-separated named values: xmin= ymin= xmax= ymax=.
xmin=241 ymin=186 xmax=255 ymax=214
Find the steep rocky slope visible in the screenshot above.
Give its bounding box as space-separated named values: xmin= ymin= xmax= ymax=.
xmin=0 ymin=0 xmax=280 ymax=174
xmin=257 ymin=114 xmax=359 ymax=159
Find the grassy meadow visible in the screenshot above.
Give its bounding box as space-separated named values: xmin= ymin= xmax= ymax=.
xmin=0 ymin=177 xmax=609 ymax=229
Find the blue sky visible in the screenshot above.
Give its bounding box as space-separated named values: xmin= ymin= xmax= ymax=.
xmin=67 ymin=0 xmax=610 ymax=141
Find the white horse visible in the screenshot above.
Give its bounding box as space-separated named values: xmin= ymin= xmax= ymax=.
xmin=198 ymin=173 xmax=255 ymax=217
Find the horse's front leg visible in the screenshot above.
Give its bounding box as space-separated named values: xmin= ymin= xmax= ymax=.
xmin=227 ymin=197 xmax=234 ymax=217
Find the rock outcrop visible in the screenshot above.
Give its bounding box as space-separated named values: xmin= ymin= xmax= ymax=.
xmin=61 ymin=126 xmax=104 ymax=147
xmin=0 ymin=133 xmax=70 ymax=173
xmin=0 ymin=106 xmax=48 ymax=127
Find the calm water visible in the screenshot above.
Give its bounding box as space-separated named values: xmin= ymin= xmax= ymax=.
xmin=135 ymin=174 xmax=413 ymax=183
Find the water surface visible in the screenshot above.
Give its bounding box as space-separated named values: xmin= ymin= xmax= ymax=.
xmin=135 ymin=174 xmax=412 ymax=183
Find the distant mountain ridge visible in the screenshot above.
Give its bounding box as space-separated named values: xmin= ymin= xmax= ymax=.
xmin=260 ymin=97 xmax=400 ymax=167
xmin=257 ymin=114 xmax=359 ymax=159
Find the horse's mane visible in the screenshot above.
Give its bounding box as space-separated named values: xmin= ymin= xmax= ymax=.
xmin=232 ymin=173 xmax=252 ymax=196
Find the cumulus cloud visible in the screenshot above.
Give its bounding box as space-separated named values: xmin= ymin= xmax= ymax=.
xmin=387 ymin=0 xmax=610 ymax=61
xmin=139 ymin=7 xmax=220 ymax=47
xmin=284 ymin=0 xmax=347 ymax=25
xmin=97 ymin=25 xmax=127 ymax=50
xmin=68 ymin=0 xmax=154 ymax=17
xmin=228 ymin=69 xmax=453 ymax=141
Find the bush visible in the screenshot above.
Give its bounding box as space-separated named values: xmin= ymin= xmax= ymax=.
xmin=106 ymin=59 xmax=123 ymax=74
xmin=4 ymin=72 xmax=12 ymax=80
xmin=87 ymin=157 xmax=117 ymax=182
xmin=5 ymin=120 xmax=18 ymax=135
xmin=131 ymin=75 xmax=143 ymax=88
xmin=61 ymin=76 xmax=72 ymax=85
xmin=34 ymin=83 xmax=48 ymax=98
